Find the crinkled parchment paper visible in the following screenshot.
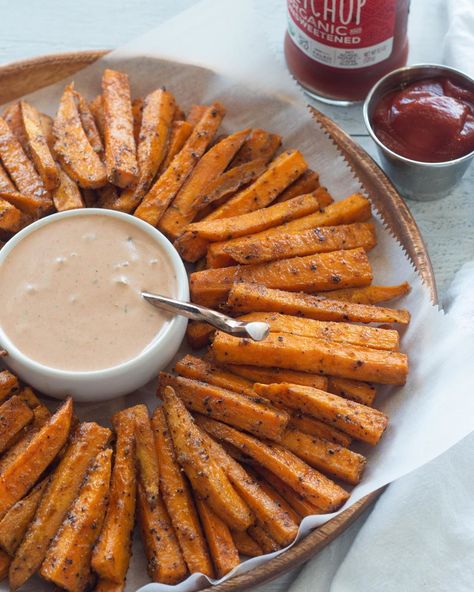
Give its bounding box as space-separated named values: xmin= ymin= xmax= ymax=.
xmin=3 ymin=0 xmax=474 ymax=590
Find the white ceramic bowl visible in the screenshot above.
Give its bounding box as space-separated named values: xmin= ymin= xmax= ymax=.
xmin=0 ymin=209 xmax=189 ymax=402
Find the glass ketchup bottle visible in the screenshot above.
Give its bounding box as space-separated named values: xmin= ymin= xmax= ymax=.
xmin=285 ymin=0 xmax=410 ymax=104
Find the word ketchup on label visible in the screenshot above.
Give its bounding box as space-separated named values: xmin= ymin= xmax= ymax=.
xmin=284 ymin=0 xmax=410 ymax=103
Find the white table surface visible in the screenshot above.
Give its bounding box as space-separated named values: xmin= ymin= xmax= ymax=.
xmin=0 ymin=1 xmax=471 ymax=591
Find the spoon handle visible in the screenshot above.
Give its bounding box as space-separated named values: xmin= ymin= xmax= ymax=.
xmin=141 ymin=291 xmax=269 ymax=341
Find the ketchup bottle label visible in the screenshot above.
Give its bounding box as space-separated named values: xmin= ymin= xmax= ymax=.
xmin=287 ymin=0 xmax=397 ymax=69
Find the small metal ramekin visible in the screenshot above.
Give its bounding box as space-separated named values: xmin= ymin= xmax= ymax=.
xmin=363 ymin=64 xmax=474 ymax=201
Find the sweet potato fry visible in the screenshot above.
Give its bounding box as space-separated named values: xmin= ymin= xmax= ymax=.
xmin=0 ymin=190 xmax=45 ymax=217
xmin=52 ymin=168 xmax=85 ymax=211
xmin=0 ymin=396 xmax=33 ymax=454
xmin=215 ymin=221 xmax=377 ymax=267
xmin=131 ymin=405 xmax=189 ymax=585
xmin=0 ymin=403 xmax=51 ymax=475
xmin=176 ymin=148 xmax=308 ymax=261
xmin=197 ymin=416 xmax=349 ymax=512
xmin=135 ymin=103 xmax=225 ymax=226
xmin=174 ymin=354 xmax=256 ymax=397
xmin=288 ymin=414 xmax=352 ymax=447
xmin=227 ymin=283 xmax=411 ymax=324
xmin=202 ymin=149 xmax=307 ymax=220
xmin=327 ymin=377 xmax=376 ymax=406
xmin=152 ymin=408 xmax=213 ymax=577
xmin=117 ymin=89 xmax=176 ymax=214
xmin=161 ymin=130 xmax=250 ymax=230
xmin=20 ymin=101 xmax=59 ymax=190
xmin=162 ymin=386 xmax=253 ymax=531
xmin=184 ymin=193 xmax=321 ymax=260
xmin=213 ymin=331 xmax=407 ymax=385
xmin=159 ymin=129 xmax=250 ymax=239
xmin=247 ymin=525 xmax=281 ymax=553
xmin=39 ymin=112 xmax=55 ymax=151
xmin=119 ymin=89 xmax=176 ymax=213
xmin=274 ymin=169 xmax=321 ymax=203
xmin=323 ymin=282 xmax=411 ymax=304
xmin=136 ymin=483 xmax=188 ymax=585
xmin=102 ymin=69 xmax=138 ymax=188
xmin=190 ymin=247 xmax=373 ymax=307
xmin=132 ymin=404 xmax=159 ymax=509
xmin=132 ymin=97 xmax=144 ymax=145
xmin=89 ymin=95 xmax=105 ymax=139
xmin=224 ymin=193 xmax=372 ymax=252
xmin=91 ymin=410 xmax=137 ymax=585
xmin=231 ymin=530 xmax=263 ymax=557
xmin=253 ymin=466 xmax=322 ymax=517
xmin=0 ymin=162 xmax=15 ymax=193
xmin=249 ymin=470 xmax=301 ymax=525
xmin=73 ymin=90 xmax=103 ymax=155
xmin=12 ymin=107 xmax=52 ymax=172
xmin=9 ymin=420 xmax=110 ymax=589
xmin=11 ymin=104 xmax=54 ymax=156
xmin=224 ymin=364 xmax=329 ymax=391
xmin=0 ymin=116 xmax=50 ymax=206
xmin=16 ymin=386 xmax=42 ymax=410
xmin=237 ymin=312 xmax=400 ymax=350
xmin=187 ymin=105 xmax=208 ymax=126
xmin=274 ymin=191 xmax=372 ymax=231
xmin=0 ymin=371 xmax=19 ymax=403
xmin=310 ymin=185 xmax=334 ymax=206
xmin=192 ymin=158 xmax=267 ymax=212
xmin=196 ymin=498 xmax=240 ymax=577
xmin=186 ymin=321 xmax=215 ymax=349
xmin=2 ymin=103 xmax=29 ymax=155
xmin=40 ymin=448 xmax=112 ymax=592
xmin=202 ymin=185 xmax=331 ymax=265
xmin=230 ymin=128 xmax=281 ymax=167
xmin=280 ymin=428 xmax=366 ymax=485
xmin=0 ymin=478 xmax=48 ymax=556
xmin=53 ymin=85 xmax=107 ymax=188
xmin=3 ymin=400 xmax=47 ymax=441
xmin=0 ymin=398 xmax=72 ymax=521
xmin=159 ymin=372 xmax=288 ymax=440
xmin=254 ymin=383 xmax=388 ymax=445
xmin=198 ymin=428 xmax=299 ymax=545
xmin=158 ymin=120 xmax=194 ymax=174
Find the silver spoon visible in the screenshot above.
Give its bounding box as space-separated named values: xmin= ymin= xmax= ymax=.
xmin=141 ymin=291 xmax=270 ymax=341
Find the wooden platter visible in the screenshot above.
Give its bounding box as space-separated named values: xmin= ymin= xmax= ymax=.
xmin=0 ymin=50 xmax=436 ymax=592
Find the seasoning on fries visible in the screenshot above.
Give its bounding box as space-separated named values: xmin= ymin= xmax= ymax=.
xmin=0 ymin=67 xmax=413 ymax=589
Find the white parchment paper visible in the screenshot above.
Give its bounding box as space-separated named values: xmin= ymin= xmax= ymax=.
xmin=3 ymin=0 xmax=474 ymax=590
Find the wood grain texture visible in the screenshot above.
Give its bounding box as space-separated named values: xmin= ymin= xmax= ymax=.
xmin=0 ymin=51 xmax=436 ymax=592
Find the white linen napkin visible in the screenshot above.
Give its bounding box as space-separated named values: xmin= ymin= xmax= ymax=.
xmin=288 ymin=262 xmax=474 ymax=592
xmin=443 ymin=0 xmax=474 ymax=77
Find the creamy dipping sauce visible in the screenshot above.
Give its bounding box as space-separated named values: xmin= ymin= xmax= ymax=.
xmin=0 ymin=213 xmax=177 ymax=371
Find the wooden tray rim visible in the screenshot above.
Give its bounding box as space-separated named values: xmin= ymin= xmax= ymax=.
xmin=0 ymin=49 xmax=436 ymax=592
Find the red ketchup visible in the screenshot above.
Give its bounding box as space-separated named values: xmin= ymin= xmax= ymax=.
xmin=285 ymin=0 xmax=410 ymax=103
xmin=372 ymin=78 xmax=474 ymax=162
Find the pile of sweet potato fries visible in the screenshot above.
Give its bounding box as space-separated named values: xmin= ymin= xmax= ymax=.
xmin=0 ymin=68 xmax=411 ymax=590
